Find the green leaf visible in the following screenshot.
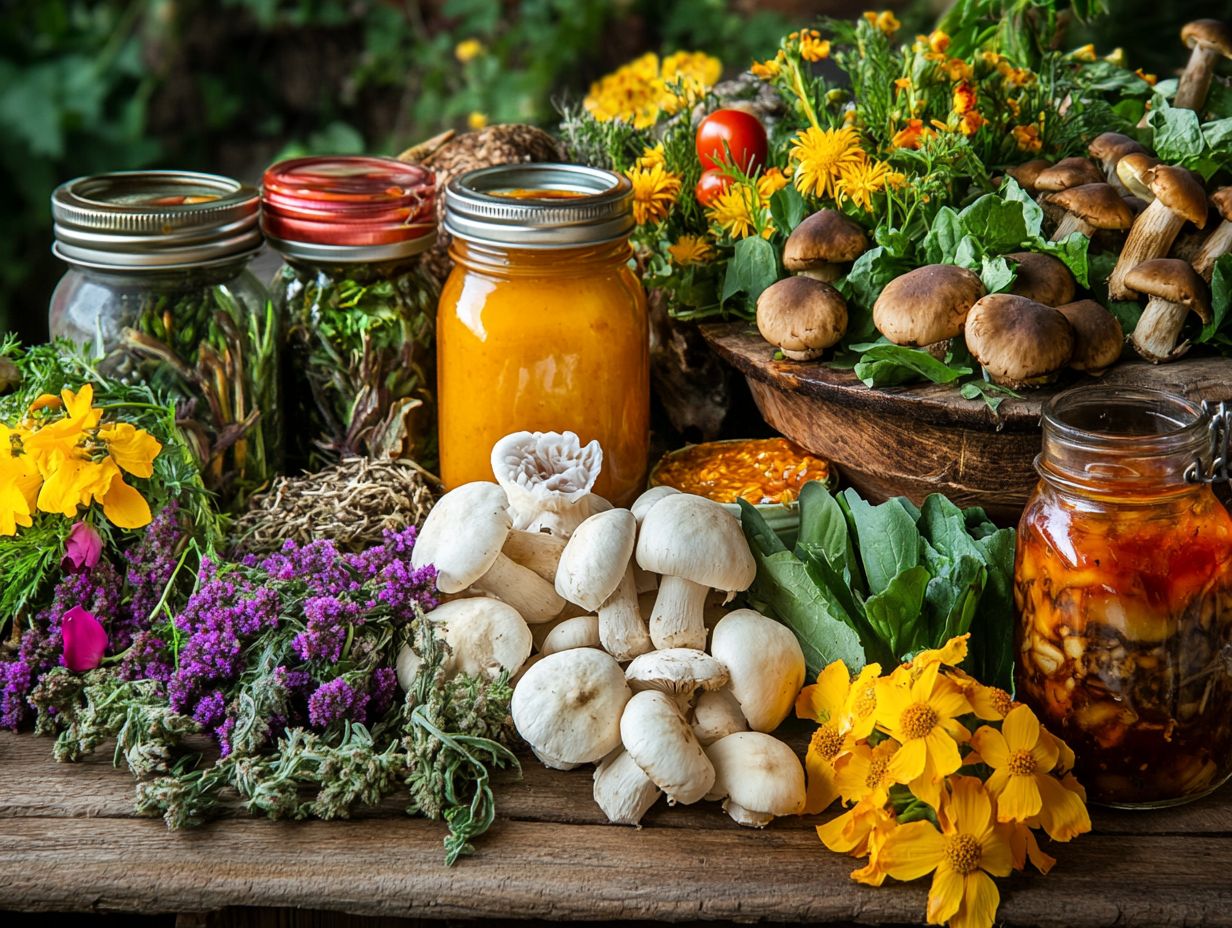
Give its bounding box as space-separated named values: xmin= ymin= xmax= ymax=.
xmin=966 ymin=527 xmax=1018 ymax=692
xmin=956 ymin=193 xmax=1032 ymax=255
xmin=922 ymin=207 xmax=963 ymax=266
xmin=739 ymin=497 xmax=788 ymax=557
xmin=980 ymin=255 xmax=1016 ymax=293
xmin=769 ymin=186 xmax=808 ymax=236
xmin=960 ymin=379 xmax=1019 ymax=415
xmin=1199 ymin=254 xmax=1232 ymax=344
xmin=721 ymin=235 xmax=780 ymax=307
xmin=841 ymin=490 xmax=922 ymax=596
xmin=839 ymin=247 xmax=913 ymax=341
xmin=853 ymin=343 xmax=971 ymax=388
xmin=864 ymin=565 xmax=931 ymax=659
xmin=1202 ymin=118 xmax=1232 ymax=155
xmin=999 ymin=176 xmax=1045 ymax=237
xmin=795 ymin=480 xmax=862 ymax=590
xmin=1027 ymin=232 xmax=1091 ymax=288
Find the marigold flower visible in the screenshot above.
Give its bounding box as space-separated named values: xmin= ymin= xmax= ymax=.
xmin=750 ymin=53 xmax=784 ymax=80
xmin=454 ymin=39 xmax=485 ymax=63
xmin=584 ymin=50 xmax=721 ymax=127
xmin=799 ymin=30 xmax=832 ymax=62
xmin=756 ymin=166 xmax=790 ymax=202
xmin=893 ymin=77 xmax=912 ymax=92
xmin=952 ymin=81 xmax=978 ymax=115
xmin=836 ymin=158 xmax=898 ymax=212
xmin=943 ymin=57 xmax=974 ymax=82
xmin=790 ymin=125 xmax=865 ymax=201
xmin=666 ymin=234 xmax=714 ymax=265
xmin=625 ymin=162 xmax=681 ymax=225
xmin=959 ymin=110 xmax=986 ymax=136
xmin=1012 ymin=124 xmax=1043 ymax=154
xmin=706 ymin=183 xmax=763 ymax=239
xmin=928 ymin=30 xmax=950 ymax=54
xmin=890 ymin=118 xmax=932 ymax=150
xmin=636 ymin=143 xmax=666 ymax=170
xmin=863 ymin=10 xmax=901 ymax=34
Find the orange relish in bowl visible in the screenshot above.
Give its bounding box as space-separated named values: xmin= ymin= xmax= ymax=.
xmin=651 ymin=438 xmax=831 ymax=506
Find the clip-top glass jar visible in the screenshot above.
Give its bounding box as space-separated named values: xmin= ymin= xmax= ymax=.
xmin=437 ymin=164 xmax=649 ymax=505
xmin=1015 ymin=386 xmax=1232 ymax=808
xmin=49 ymin=170 xmax=278 ymax=508
xmin=262 ymin=156 xmax=439 ymax=468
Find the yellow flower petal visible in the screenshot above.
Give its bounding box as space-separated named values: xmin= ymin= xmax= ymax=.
xmin=797 ymin=660 xmax=851 ymax=723
xmin=927 ymin=862 xmax=965 ymax=924
xmin=878 ymin=820 xmax=946 ymax=882
xmin=804 ymin=741 xmax=842 ymax=814
xmin=1001 ymin=704 xmax=1040 ymax=752
xmin=948 ymin=775 xmax=993 ymax=837
xmin=950 ymin=870 xmax=1000 ymax=928
xmin=978 ymin=824 xmax=1014 ymax=877
xmin=1035 ymin=773 xmax=1092 ymax=841
xmin=996 ymin=773 xmax=1043 ymax=823
xmin=99 ymin=422 xmax=162 ymax=478
xmin=970 ymin=726 xmax=1010 ymax=769
xmin=887 ymin=733 xmax=927 ymax=783
xmin=101 ymin=472 xmax=153 ymax=529
xmin=36 ymin=457 xmax=103 ymax=518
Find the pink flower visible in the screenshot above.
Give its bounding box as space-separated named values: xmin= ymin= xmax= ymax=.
xmin=62 ymin=522 xmax=103 ymax=574
xmin=62 ymin=606 xmax=108 ymax=672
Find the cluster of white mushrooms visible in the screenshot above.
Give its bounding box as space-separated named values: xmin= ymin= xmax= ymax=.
xmin=403 ymin=430 xmax=808 ymax=828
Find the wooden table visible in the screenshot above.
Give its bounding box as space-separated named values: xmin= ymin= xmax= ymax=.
xmin=3 ymin=730 xmax=1231 ymax=926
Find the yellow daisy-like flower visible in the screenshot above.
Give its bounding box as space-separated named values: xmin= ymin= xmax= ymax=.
xmin=832 ymin=735 xmax=898 ymax=806
xmin=799 ymin=30 xmax=832 ymax=62
xmin=0 ymin=423 xmax=40 ymax=536
xmin=863 ymin=10 xmax=901 ymax=34
xmin=1012 ymin=124 xmax=1043 ymax=154
xmin=928 ymin=30 xmax=951 ymax=54
xmin=625 ymin=162 xmax=681 ymax=225
xmin=790 ymin=125 xmax=865 ymax=201
xmin=659 ymin=49 xmax=723 ymax=110
xmin=667 ymin=235 xmax=714 ymax=265
xmin=750 ymin=52 xmax=784 ymax=80
xmin=467 ymin=111 xmax=488 ymax=130
xmin=584 ymin=51 xmax=720 ymax=128
xmin=796 ymin=660 xmax=861 ymax=812
xmin=756 ymin=166 xmax=790 ymax=203
xmin=836 ymin=158 xmax=898 ymax=212
xmin=635 ymin=143 xmax=666 ymax=170
xmin=818 ymin=793 xmax=897 ymax=867
xmin=706 ymin=183 xmax=761 ymax=239
xmin=454 ymin=39 xmax=485 ymax=63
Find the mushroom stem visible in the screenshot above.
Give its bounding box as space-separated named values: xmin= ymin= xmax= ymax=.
xmin=593 ymin=750 xmax=661 ymax=826
xmin=1194 ymin=220 xmax=1232 ymax=282
xmin=1108 ymin=200 xmax=1188 ymax=300
xmin=723 ymin=800 xmax=775 ymax=828
xmin=472 ymin=553 xmax=565 ymax=623
xmin=1051 ymin=211 xmax=1094 ymax=242
xmin=1174 ymin=40 xmax=1221 ymax=110
xmin=797 ymin=263 xmax=842 ymax=283
xmin=598 ymin=566 xmax=653 ymax=661
xmin=648 ymin=575 xmax=710 ymax=650
xmin=1131 ymin=296 xmax=1192 ymax=362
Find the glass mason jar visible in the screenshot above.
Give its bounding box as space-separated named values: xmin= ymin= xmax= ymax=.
xmin=1015 ymin=385 xmax=1232 ymax=808
xmin=438 ymin=164 xmax=649 ymax=505
xmin=48 ymin=170 xmax=278 ymax=508
xmin=262 ymin=156 xmax=439 ymax=469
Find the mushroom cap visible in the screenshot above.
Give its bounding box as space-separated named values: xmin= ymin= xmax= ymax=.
xmin=490 ymin=430 xmax=603 ymax=534
xmin=1182 ymin=18 xmax=1232 ymax=55
xmin=755 ymin=276 xmax=848 ymax=360
xmin=1212 ymin=187 xmax=1232 ymax=222
xmin=555 ymin=508 xmax=636 ymax=611
xmin=1116 ymin=153 xmax=1160 ymax=200
xmin=1006 ymin=251 xmax=1077 ymax=306
xmin=1148 ymin=165 xmax=1209 ymax=228
xmin=512 ymin=647 xmax=630 ymax=765
xmin=1050 ymin=183 xmax=1135 ymax=231
xmin=709 ymin=609 xmax=806 ymax=732
xmin=872 ymin=264 xmax=986 ymax=346
xmin=636 ymin=494 xmax=756 ymax=593
xmin=620 ymin=689 xmax=715 ymax=805
xmin=692 ymin=687 xmax=749 ymax=746
xmin=1035 ymin=157 xmax=1103 ymax=191
xmin=706 ymin=731 xmax=806 ymax=818
xmin=411 ymin=481 xmax=511 ymax=593
xmin=427 ymin=597 xmax=533 ymax=679
xmin=1057 ymin=300 xmax=1125 ymax=373
xmin=539 ymin=614 xmax=601 ymax=655
xmin=1003 ymin=159 xmax=1052 ymax=192
xmin=625 ymin=648 xmax=730 ymax=696
xmin=631 ymin=485 xmax=679 ymax=524
xmin=782 ymin=209 xmax=869 ymax=271
xmin=1123 ymin=258 xmax=1212 ymax=322
xmin=964 ymin=294 xmax=1075 ymax=387
xmin=1088 ymin=132 xmax=1147 ymax=169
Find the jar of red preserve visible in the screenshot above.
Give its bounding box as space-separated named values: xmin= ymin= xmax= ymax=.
xmin=1016 ymin=385 xmax=1232 ymax=807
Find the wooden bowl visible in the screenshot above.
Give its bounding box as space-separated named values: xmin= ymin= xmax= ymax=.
xmin=702 ymin=322 xmax=1232 ymax=524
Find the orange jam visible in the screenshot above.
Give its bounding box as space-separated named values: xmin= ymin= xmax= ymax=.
xmin=651 ymin=438 xmax=831 ymax=505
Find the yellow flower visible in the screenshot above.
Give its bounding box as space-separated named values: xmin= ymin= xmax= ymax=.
xmin=836 ymin=158 xmax=898 ymax=212
xmin=878 ymin=777 xmax=1013 ymax=928
xmin=667 ymin=235 xmax=714 ymax=265
xmin=625 ymin=162 xmax=681 ymax=225
xmin=952 ymin=81 xmax=978 ymax=115
xmin=454 ymin=39 xmax=485 ymax=64
xmin=1070 ymin=43 xmax=1097 ymax=62
xmin=756 ymin=166 xmax=790 ymax=203
xmin=635 ymin=143 xmax=666 ymax=170
xmin=893 ymin=77 xmax=912 ymax=92
xmin=863 ymin=10 xmax=901 ymax=34
xmin=928 ymin=30 xmax=951 ymax=54
xmin=797 ymin=660 xmax=867 ymax=812
xmin=98 ymin=422 xmax=161 ymax=479
xmin=890 ymin=118 xmax=932 ymax=150
xmin=799 ymin=30 xmax=831 ymax=62
xmin=706 ymin=183 xmax=762 ymax=239
xmin=660 ymin=49 xmax=723 ymax=110
xmin=750 ymin=53 xmax=784 ymax=80
xmin=942 ymin=57 xmax=974 ymax=82
xmin=1007 ymin=820 xmax=1056 ymax=874
xmin=1012 ymin=124 xmax=1043 ymax=154
xmin=790 ymin=125 xmax=865 ymax=201
xmin=467 ymin=111 xmax=488 ymax=130
xmin=0 ymin=424 xmax=40 ymax=536
xmin=1136 ymin=68 xmax=1158 ymax=86
xmin=832 ymin=736 xmax=898 ymax=805
xmin=958 ymin=110 xmax=986 ymax=136
xmin=584 ymin=51 xmax=720 ymax=127
xmin=819 ymin=795 xmax=897 ymax=863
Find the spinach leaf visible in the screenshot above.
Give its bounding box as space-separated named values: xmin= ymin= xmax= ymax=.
xmin=864 ymin=565 xmax=931 ymax=658
xmin=852 ymin=342 xmax=972 ymax=387
xmin=770 ymin=186 xmax=808 ymax=236
xmin=967 ymin=527 xmax=1018 ymax=692
xmin=956 ymin=194 xmax=1032 ymax=255
xmin=721 ymin=235 xmax=780 ymax=307
xmin=922 ymin=207 xmax=963 ymax=265
xmin=980 ymin=255 xmax=1016 ymax=293
xmin=1198 ymin=255 xmax=1232 ymax=344
xmin=841 ymin=490 xmax=922 ymax=596
xmin=999 ymin=176 xmax=1044 ymax=236
xmin=840 ymin=246 xmax=913 ymax=341
xmin=796 ymin=480 xmax=863 ymax=592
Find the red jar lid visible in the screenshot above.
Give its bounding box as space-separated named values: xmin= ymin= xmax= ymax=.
xmin=261 ymin=156 xmax=436 ymax=261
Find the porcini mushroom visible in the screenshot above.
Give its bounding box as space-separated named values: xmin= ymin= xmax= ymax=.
xmin=636 ymin=494 xmax=756 ymax=651
xmin=593 ymin=749 xmax=661 ymax=826
xmin=691 ymin=687 xmax=748 ymax=746
xmin=964 ymin=294 xmax=1075 ymax=388
xmin=755 ymin=276 xmax=848 ymax=361
xmin=1175 ymin=19 xmax=1232 ymax=111
xmin=539 ymin=614 xmax=601 ymax=655
xmin=1057 ymin=300 xmax=1124 ymax=374
xmin=709 ymin=609 xmax=806 ymax=732
xmin=1108 ymin=165 xmax=1208 ymax=300
xmin=1035 ymin=157 xmax=1104 ymax=192
xmin=1195 ymin=187 xmax=1232 ymax=282
xmin=782 ymin=208 xmax=869 ymax=282
xmin=1048 ymin=183 xmax=1134 ymax=242
xmin=1006 ymin=251 xmax=1076 ymax=306
xmin=1115 ymin=153 xmax=1160 ymax=201
xmin=427 ymin=597 xmax=533 ymax=679
xmin=490 ymin=430 xmax=604 ymax=536
xmin=512 ymin=647 xmax=630 ymax=767
xmin=411 ymin=481 xmax=564 ymax=623
xmin=1088 ymin=132 xmax=1148 ymax=192
xmin=706 ymin=731 xmax=806 ymax=827
xmin=872 ymin=264 xmax=986 ymax=358
xmin=502 ymin=529 xmax=567 ymax=584
xmin=1003 ymin=159 xmax=1052 ymax=193
xmin=1125 ymin=258 xmax=1212 ymax=362
xmin=620 ymin=689 xmax=715 ymax=805
xmin=625 ymin=648 xmax=730 ymax=697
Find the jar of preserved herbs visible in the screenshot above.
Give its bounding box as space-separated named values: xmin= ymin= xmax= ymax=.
xmin=1016 ymin=385 xmax=1232 ymax=808
xmin=262 ymin=156 xmax=438 ymax=468
xmin=49 ymin=170 xmax=278 ymax=508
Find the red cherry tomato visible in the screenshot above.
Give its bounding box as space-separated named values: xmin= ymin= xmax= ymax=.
xmin=695 ymin=169 xmax=731 ymax=206
xmin=695 ymin=109 xmax=768 ymax=173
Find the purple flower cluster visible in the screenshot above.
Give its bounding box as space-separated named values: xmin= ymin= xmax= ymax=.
xmin=307 ymin=676 xmax=370 ymax=729
xmin=347 ymin=527 xmax=438 ymax=620
xmin=293 ymin=595 xmax=364 ymax=663
xmin=120 ymin=503 xmax=186 ymax=646
xmin=118 ymin=630 xmax=173 ymax=683
xmin=369 ymin=666 xmax=400 ymax=719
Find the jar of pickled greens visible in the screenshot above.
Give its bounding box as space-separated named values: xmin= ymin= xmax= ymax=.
xmin=438 ymin=164 xmax=649 ymax=505
xmin=262 ymin=156 xmax=438 ymax=469
xmin=1015 ymin=385 xmax=1232 ymax=808
xmin=49 ymin=170 xmax=278 ymax=508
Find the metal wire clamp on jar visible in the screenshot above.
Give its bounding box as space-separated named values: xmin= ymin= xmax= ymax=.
xmin=48 ymin=170 xmax=278 ymax=509
xmin=1015 ymin=385 xmax=1232 ymax=808
xmin=437 ymin=163 xmax=649 ymax=506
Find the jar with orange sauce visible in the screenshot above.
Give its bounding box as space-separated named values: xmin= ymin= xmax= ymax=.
xmin=1015 ymin=386 xmax=1232 ymax=808
xmin=437 ymin=164 xmax=649 ymax=504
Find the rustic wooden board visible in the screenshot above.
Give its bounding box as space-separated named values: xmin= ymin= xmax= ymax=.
xmin=701 ymin=322 xmax=1232 ymax=522
xmin=3 ymin=731 xmax=1231 ymax=925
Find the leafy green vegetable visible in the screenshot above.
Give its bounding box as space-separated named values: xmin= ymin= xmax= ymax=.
xmin=1198 ymin=255 xmax=1232 ymax=345
xmin=851 ymin=341 xmax=972 ymax=388
xmin=720 ymin=235 xmax=780 ymax=309
xmin=769 ymin=186 xmax=808 ymax=236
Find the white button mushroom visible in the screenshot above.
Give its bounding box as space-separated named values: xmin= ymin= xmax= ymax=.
xmin=512 ymin=647 xmax=630 ymax=767
xmin=691 ymin=687 xmax=749 ymax=746
xmin=395 ymin=643 xmax=423 ymax=692
xmin=593 ymin=748 xmax=662 ymax=826
xmin=620 ymin=689 xmax=716 ymax=805
xmin=490 ymin=430 xmax=604 ymax=537
xmin=709 ymin=609 xmax=805 ymax=733
xmin=706 ymin=731 xmax=807 ymax=827
xmin=502 ymin=529 xmax=567 ymax=584
xmin=635 ymin=494 xmax=756 ymax=651
xmin=630 ymin=485 xmax=680 ymax=524
xmin=425 ymin=598 xmax=532 ymax=680
xmin=625 ymin=648 xmax=730 ymax=697
xmin=539 ymin=614 xmax=601 ymax=655
xmin=596 ymin=566 xmax=653 ymax=660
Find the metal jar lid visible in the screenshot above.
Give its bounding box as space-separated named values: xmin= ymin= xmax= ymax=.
xmin=51 ymin=170 xmax=262 ymax=271
xmin=444 ymin=163 xmax=634 ymax=249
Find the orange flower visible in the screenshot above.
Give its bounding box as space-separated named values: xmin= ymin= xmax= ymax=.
xmin=1136 ymin=68 xmax=1158 ymax=86
xmin=959 ymin=110 xmax=986 ymax=136
xmin=952 ymin=82 xmax=978 ymax=115
xmin=890 ymin=118 xmax=932 ymax=150
xmin=1012 ymin=124 xmax=1043 ymax=154
xmin=928 ymin=30 xmax=951 ymax=54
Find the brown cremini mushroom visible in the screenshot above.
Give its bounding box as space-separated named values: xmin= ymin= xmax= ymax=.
xmin=1108 ymin=165 xmax=1208 ymax=300
xmin=1006 ymin=252 xmax=1076 ymax=306
xmin=1175 ymin=20 xmax=1232 ymax=112
xmin=964 ymin=294 xmax=1075 ymax=388
xmin=1125 ymin=258 xmax=1211 ymax=363
xmin=755 ymin=276 xmax=848 ymax=361
xmin=782 ymin=209 xmax=869 ymax=282
xmin=1115 ymin=153 xmax=1161 ymax=202
xmin=1088 ymin=132 xmax=1148 ymax=186
xmin=1049 ymin=183 xmax=1135 ymax=242
xmin=872 ymin=264 xmax=986 ymax=358
xmin=1003 ymin=159 xmax=1052 ymax=193
xmin=1035 ymin=157 xmax=1104 ymax=192
xmin=1057 ymin=300 xmax=1124 ymax=375
xmin=1195 ymin=187 xmax=1232 ymax=282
